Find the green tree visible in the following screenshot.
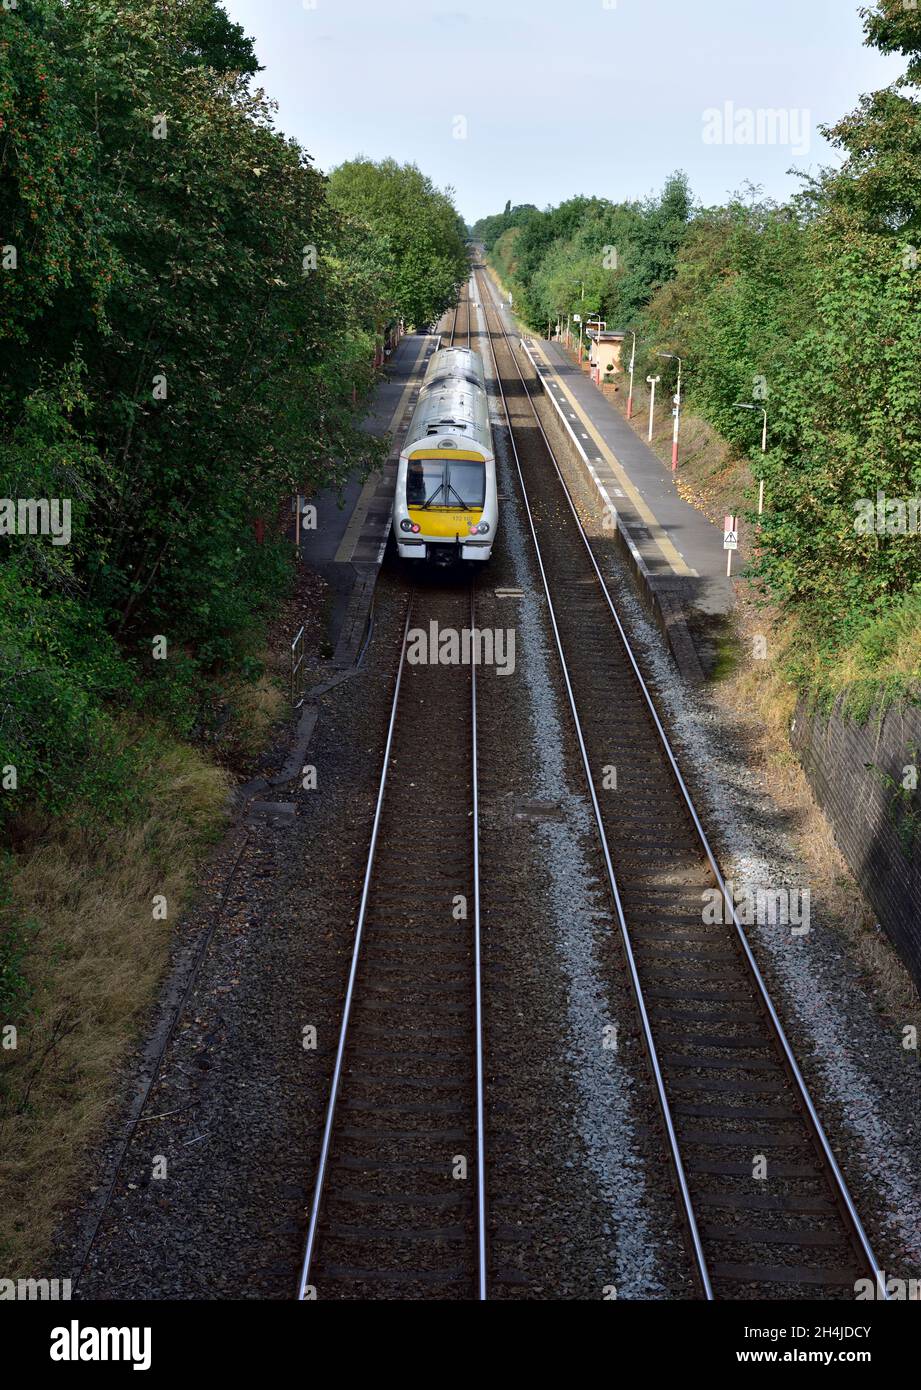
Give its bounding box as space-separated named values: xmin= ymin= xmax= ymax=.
xmin=0 ymin=1 xmax=452 ymax=825
xmin=327 ymin=157 xmax=468 ymax=327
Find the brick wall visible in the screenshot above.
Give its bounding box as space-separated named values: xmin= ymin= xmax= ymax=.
xmin=791 ymin=696 xmax=921 ymax=990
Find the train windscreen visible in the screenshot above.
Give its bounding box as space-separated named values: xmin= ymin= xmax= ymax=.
xmin=407 ymin=458 xmax=486 ymax=509
xmin=447 ymin=459 xmax=486 ymax=509
xmin=407 ymin=459 xmax=446 ymax=506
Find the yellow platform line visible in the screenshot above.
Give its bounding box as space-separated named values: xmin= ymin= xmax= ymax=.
xmin=334 ymin=335 xmax=433 ymax=565
xmin=528 ymin=338 xmax=695 ymax=578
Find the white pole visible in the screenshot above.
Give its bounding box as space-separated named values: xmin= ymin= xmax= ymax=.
xmin=648 ymin=379 xmax=657 ymax=441
xmin=627 ymin=333 xmax=636 ymax=419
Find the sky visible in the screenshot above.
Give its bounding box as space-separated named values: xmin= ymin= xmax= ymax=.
xmin=221 ymin=0 xmax=905 ymax=224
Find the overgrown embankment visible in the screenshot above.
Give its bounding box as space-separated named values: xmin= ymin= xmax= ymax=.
xmin=477 ymin=0 xmax=921 ymax=991
xmin=473 ymin=0 xmax=921 ymax=718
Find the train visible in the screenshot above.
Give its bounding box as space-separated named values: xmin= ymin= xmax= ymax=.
xmin=392 ymin=345 xmax=497 ymax=564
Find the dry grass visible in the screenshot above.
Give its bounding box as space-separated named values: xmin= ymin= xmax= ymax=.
xmin=225 ymin=672 xmax=287 ymax=760
xmin=0 ymin=733 xmax=230 ymax=1276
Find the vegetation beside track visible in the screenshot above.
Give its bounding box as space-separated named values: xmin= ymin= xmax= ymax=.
xmin=474 ymin=0 xmax=921 ymax=716
xmin=0 ymin=0 xmax=467 ymax=1272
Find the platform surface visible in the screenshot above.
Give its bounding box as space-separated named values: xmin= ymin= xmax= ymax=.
xmin=299 ymin=333 xmax=437 ymax=657
xmin=486 ymin=278 xmax=736 ymax=622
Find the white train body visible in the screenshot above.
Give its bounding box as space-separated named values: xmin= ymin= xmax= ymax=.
xmin=393 ymin=346 xmax=497 ymax=563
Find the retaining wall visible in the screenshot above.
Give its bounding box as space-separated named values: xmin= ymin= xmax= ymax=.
xmin=790 ymin=696 xmax=921 ymax=991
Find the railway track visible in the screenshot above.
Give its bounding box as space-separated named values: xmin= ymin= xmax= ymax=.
xmin=475 ymin=264 xmax=886 ymax=1301
xmin=449 ymin=285 xmax=472 ymax=348
xmin=297 ymin=581 xmax=487 ymax=1300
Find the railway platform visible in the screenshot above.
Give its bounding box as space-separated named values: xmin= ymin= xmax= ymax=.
xmin=485 ymin=279 xmax=735 ymax=632
xmin=298 ymin=331 xmax=438 ymax=664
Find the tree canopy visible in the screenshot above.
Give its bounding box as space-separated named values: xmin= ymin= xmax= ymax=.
xmin=0 ymin=0 xmax=467 ymax=823
xmin=327 ymin=157 xmax=468 ymax=328
xmin=480 ymin=1 xmax=921 ymax=697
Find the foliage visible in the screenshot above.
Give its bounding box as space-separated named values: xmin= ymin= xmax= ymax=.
xmin=0 ymin=1 xmax=466 ymax=836
xmin=327 ymin=157 xmax=468 ymax=327
xmin=486 ymin=178 xmax=693 ymax=333
xmin=480 ymin=2 xmax=921 ymax=699
xmin=470 ymin=200 xmax=539 ymax=251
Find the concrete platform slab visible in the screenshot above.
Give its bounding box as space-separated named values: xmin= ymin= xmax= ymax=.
xmin=484 ymin=275 xmax=735 ymax=625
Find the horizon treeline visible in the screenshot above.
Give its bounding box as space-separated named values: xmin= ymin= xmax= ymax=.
xmin=473 ymin=0 xmax=921 ymax=703
xmin=0 ymin=0 xmax=468 ymax=826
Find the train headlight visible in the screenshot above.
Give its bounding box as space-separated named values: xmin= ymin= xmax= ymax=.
xmin=412 ymin=523 xmax=421 ymax=534
xmin=477 ymin=522 xmax=490 ymax=535
xmin=400 ymin=519 xmax=413 ymax=532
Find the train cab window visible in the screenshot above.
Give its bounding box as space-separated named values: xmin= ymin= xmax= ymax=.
xmin=447 ymin=459 xmax=486 ymax=509
xmin=407 ymin=458 xmax=446 ymax=506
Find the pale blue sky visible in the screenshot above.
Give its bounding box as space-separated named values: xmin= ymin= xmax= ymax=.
xmin=221 ymin=0 xmax=905 ymax=222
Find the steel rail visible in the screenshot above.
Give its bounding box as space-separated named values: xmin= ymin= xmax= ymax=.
xmin=449 ymin=282 xmax=472 ymax=350
xmin=297 ymin=585 xmax=489 ymax=1300
xmin=470 ymin=586 xmax=488 ymax=1300
xmin=297 ymin=599 xmax=414 ymax=1299
xmin=477 ymin=266 xmax=887 ymax=1298
xmin=450 ymin=290 xmax=463 ymax=348
xmin=474 ymin=269 xmax=714 ymax=1298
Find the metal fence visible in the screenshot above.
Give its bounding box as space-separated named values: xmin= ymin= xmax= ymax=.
xmin=291 ymin=625 xmax=306 ymax=708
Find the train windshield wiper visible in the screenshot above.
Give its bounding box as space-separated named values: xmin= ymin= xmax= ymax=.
xmin=421 ymin=482 xmax=447 ymax=509
xmin=447 ymin=483 xmax=470 ymax=509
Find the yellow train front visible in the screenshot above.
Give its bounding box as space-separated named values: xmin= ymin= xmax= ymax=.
xmin=392 ymin=346 xmax=497 ymax=564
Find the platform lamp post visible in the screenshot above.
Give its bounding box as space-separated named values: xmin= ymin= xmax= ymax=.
xmin=658 ymin=351 xmax=683 ymax=471
xmin=587 ymin=316 xmax=605 ymax=382
xmin=573 ymin=313 xmax=583 ymax=363
xmin=734 ymin=402 xmax=768 ymax=514
xmin=626 ymin=330 xmax=637 ymax=420
xmin=646 ymin=374 xmax=660 ymax=442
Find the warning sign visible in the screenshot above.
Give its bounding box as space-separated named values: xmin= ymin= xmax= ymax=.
xmin=723 ymin=516 xmax=739 ymax=550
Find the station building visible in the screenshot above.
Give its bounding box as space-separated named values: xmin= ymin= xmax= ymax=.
xmin=586 ymin=328 xmax=626 ymax=386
